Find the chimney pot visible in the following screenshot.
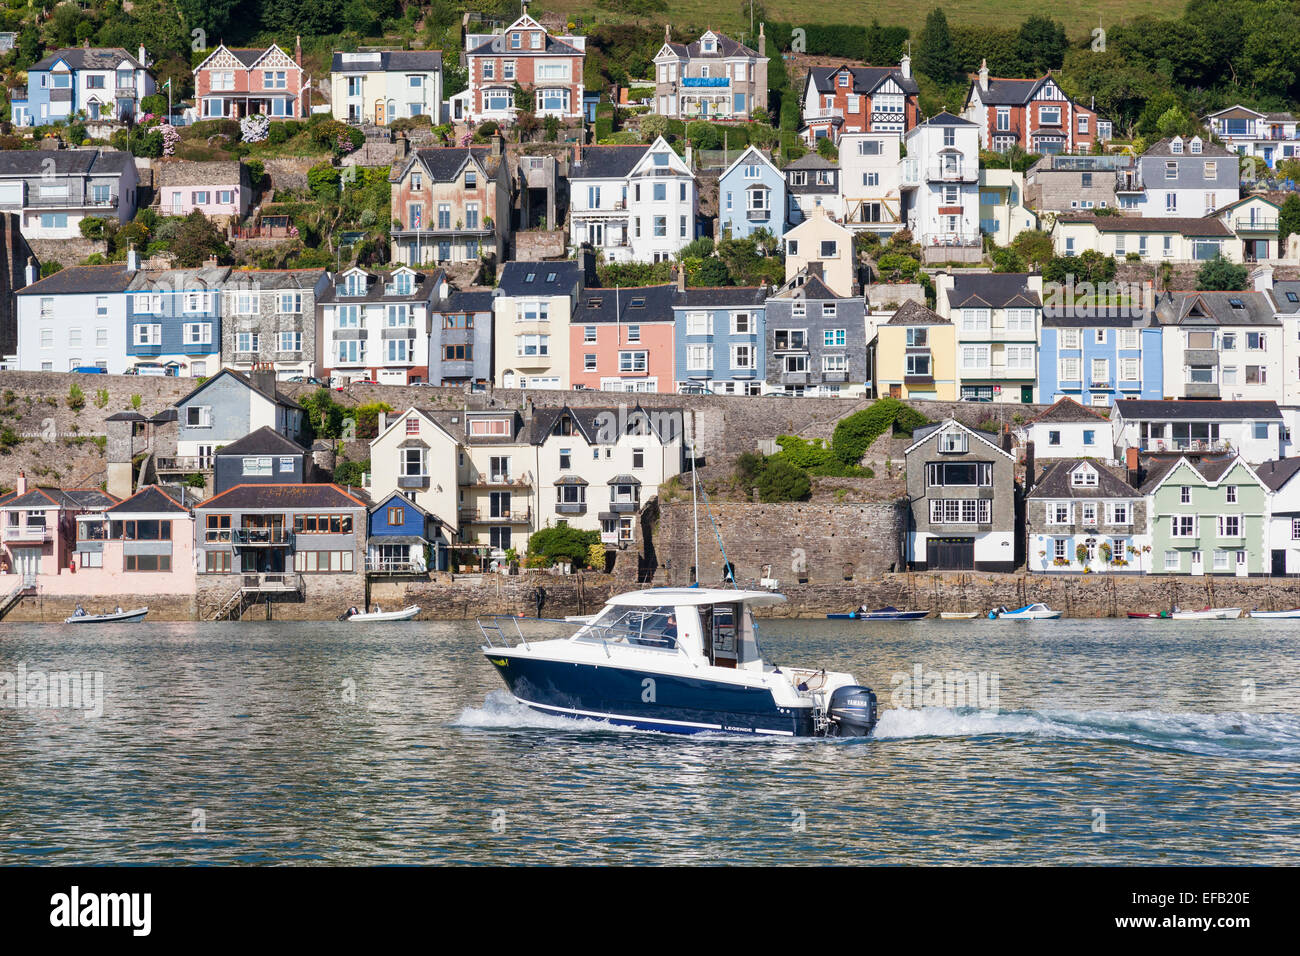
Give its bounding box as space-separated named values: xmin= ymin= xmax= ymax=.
xmin=16 ymin=471 xmax=27 ymax=494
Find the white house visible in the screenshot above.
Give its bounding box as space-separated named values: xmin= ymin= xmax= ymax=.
xmin=14 ymin=258 xmax=135 ymax=373
xmin=1110 ymin=399 xmax=1285 ymax=464
xmin=1153 ymin=291 xmax=1283 ymax=402
xmin=901 ymin=111 xmax=981 ymax=258
xmin=1258 ymin=458 xmax=1300 ymax=573
xmin=1019 ymin=397 xmax=1115 ymax=462
xmin=837 ymin=131 xmax=903 ymax=237
xmin=330 ymin=50 xmax=443 ymax=126
xmin=568 ymin=137 xmax=696 ymax=263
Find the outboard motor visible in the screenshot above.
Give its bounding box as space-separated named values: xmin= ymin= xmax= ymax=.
xmin=827 ymin=685 xmax=878 ymax=737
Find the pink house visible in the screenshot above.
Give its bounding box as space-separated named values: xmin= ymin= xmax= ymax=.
xmin=0 ymin=473 xmax=117 ymax=587
xmin=193 ymin=40 xmax=307 ymax=120
xmin=569 ymin=284 xmax=677 ymax=392
xmin=155 ymin=160 xmax=252 ymax=221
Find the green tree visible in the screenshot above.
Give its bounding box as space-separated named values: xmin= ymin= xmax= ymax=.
xmin=308 ymin=162 xmax=341 ymax=201
xmin=1014 ymin=16 xmax=1067 ymax=75
xmin=755 ymin=459 xmax=811 ymax=502
xmin=916 ymin=8 xmax=958 ymax=84
xmin=301 ymin=388 xmax=346 ymax=440
xmin=1278 ymin=194 xmax=1300 ymax=250
xmin=1196 ymin=254 xmax=1249 ymax=291
xmin=171 ymin=210 xmax=230 ymax=267
xmin=527 ymin=525 xmax=603 ymax=567
xmin=1011 ymin=229 xmax=1055 ymax=268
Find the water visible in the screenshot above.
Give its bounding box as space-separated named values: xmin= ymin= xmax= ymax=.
xmin=1 ymin=617 xmax=1298 ymax=864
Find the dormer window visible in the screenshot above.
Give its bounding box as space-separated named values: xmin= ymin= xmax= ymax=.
xmin=1171 ymin=137 xmax=1183 ymax=154
xmin=938 ymin=431 xmax=967 ymax=454
xmin=531 ymin=32 xmax=542 ymax=49
xmin=344 ymin=273 xmax=366 ymax=296
xmin=1190 ymin=137 xmax=1202 ymax=154
xmin=1071 ymin=467 xmax=1098 ymax=487
xmin=393 ymin=271 xmax=413 ymax=295
xmin=510 ymin=32 xmax=521 ymax=49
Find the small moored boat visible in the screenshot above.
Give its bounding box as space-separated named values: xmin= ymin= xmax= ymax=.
xmin=940 ymin=611 xmax=980 ymax=620
xmin=827 ymin=606 xmax=929 ymax=621
xmin=990 ymin=603 xmax=1062 ymax=620
xmin=1127 ymin=611 xmax=1172 ymax=619
xmin=1170 ymin=606 xmax=1242 ymax=620
xmin=479 ymin=587 xmax=880 ymax=737
xmin=1248 ymin=608 xmax=1300 ymax=619
xmin=63 ymin=606 xmax=149 ymax=624
xmin=342 ymin=604 xmax=420 ymax=622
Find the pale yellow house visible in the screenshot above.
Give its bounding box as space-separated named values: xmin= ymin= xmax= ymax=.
xmin=782 ymin=212 xmax=857 ymax=297
xmin=979 ymin=168 xmax=1037 ymax=247
xmin=1051 ymin=215 xmax=1241 ymax=265
xmin=492 ymin=261 xmax=584 ymax=389
xmin=874 ymin=300 xmax=957 ymax=400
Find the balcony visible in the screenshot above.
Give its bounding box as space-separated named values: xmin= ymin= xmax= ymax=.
xmin=803 ymin=107 xmax=844 ymax=121
xmin=365 ymin=556 xmax=427 ymax=574
xmin=746 ymin=207 xmax=771 ymax=221
xmin=1184 ymin=382 xmax=1220 ymax=399
xmin=926 ymin=165 xmax=979 ymax=183
xmin=780 ymin=370 xmax=809 ymax=385
xmin=822 ymin=369 xmax=849 ymax=383
xmin=1115 ymin=171 xmax=1145 ymax=192
xmin=1 ymin=525 xmax=51 ymax=542
xmin=398 ymin=473 xmax=430 ymax=489
xmin=22 ymin=194 xmax=118 ymax=209
xmin=458 ymin=507 xmax=532 ymax=524
xmin=468 ymin=475 xmax=532 ymax=489
xmin=156 ymin=456 xmax=213 ymax=473
xmin=681 ymin=76 xmax=730 ymax=88
xmin=1233 ymin=218 xmax=1278 ymax=233
xmin=1140 ymin=438 xmax=1230 ymax=454
xmin=240 ymin=572 xmax=304 ymax=594
xmin=232 ymin=528 xmax=294 ymax=547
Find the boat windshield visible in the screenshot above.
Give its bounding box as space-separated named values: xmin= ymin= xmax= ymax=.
xmin=578 ymin=604 xmax=679 ymax=650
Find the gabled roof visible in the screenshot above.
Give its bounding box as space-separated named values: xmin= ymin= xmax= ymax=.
xmin=528 ymin=404 xmax=683 ymax=446
xmin=784 ymin=152 xmax=837 ymax=170
xmin=886 ymin=300 xmax=948 ymax=325
xmin=0 ymin=148 xmax=133 ymax=179
xmin=30 ymin=47 xmax=145 ymax=72
xmin=155 ymin=160 xmax=247 ymax=188
xmin=904 ymin=418 xmax=1014 ymax=460
xmin=407 ymin=146 xmax=492 ymax=183
xmin=1154 ymin=290 xmax=1279 ymax=327
xmin=172 ymin=368 xmax=303 ymax=411
xmin=1028 ymin=396 xmax=1108 ymax=425
xmin=945 ymin=273 xmax=1042 ymax=310
xmin=673 ymin=286 xmax=767 ymax=309
xmin=967 ymin=74 xmax=1073 ymax=107
xmin=496 ymin=260 xmax=583 ymax=297
xmin=1113 ymin=399 xmax=1282 ymax=421
xmin=770 ymin=273 xmax=841 ymax=301
xmin=194 ymin=483 xmax=366 ymax=510
xmin=577 ymin=285 xmax=676 ymax=323
xmin=1255 ymin=457 xmax=1300 ymax=491
xmin=806 ymin=64 xmax=919 ymax=96
xmin=1205 ymin=104 xmax=1265 ymax=121
xmin=1139 ymin=455 xmax=1264 ymax=495
xmin=106 ymin=485 xmax=189 ymax=514
xmin=368 ymin=490 xmax=437 ymax=518
xmin=14 ymin=263 xmax=134 ymax=296
xmin=570 ymin=144 xmax=650 ymax=180
xmin=214 ymin=425 xmax=307 ymax=457
xmin=667 ymin=30 xmax=759 ymax=59
xmin=331 ymin=50 xmax=443 ymax=73
xmin=920 ymin=110 xmax=975 ymax=127
xmin=1027 ymin=459 xmax=1139 ymax=500
xmin=466 ymin=21 xmax=583 ymax=58
xmin=1143 ymin=136 xmax=1234 ymax=158
xmin=719 ymin=145 xmax=780 ymax=182
xmin=0 ymin=487 xmax=75 ymax=509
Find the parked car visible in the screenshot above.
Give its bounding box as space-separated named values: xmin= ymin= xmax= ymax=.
xmin=70 ymin=366 xmax=106 ymax=374
xmin=677 ymin=384 xmax=714 ymax=396
xmin=287 ymin=375 xmax=328 ymax=386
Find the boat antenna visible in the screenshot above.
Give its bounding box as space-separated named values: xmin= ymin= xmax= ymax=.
xmin=691 ymin=434 xmax=700 ymax=586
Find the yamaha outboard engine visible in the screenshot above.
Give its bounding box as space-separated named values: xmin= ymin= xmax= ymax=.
xmin=827 ymin=685 xmax=878 ymax=737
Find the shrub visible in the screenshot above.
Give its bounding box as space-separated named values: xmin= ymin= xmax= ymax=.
xmin=66 ymin=384 xmax=84 ymax=410
xmin=527 ymin=525 xmax=602 ymax=567
xmin=756 ymin=459 xmax=811 ymax=502
xmin=183 ymin=473 xmax=206 ymax=489
xmin=333 ymin=459 xmax=369 ymax=486
xmin=831 ymin=398 xmax=928 ymax=465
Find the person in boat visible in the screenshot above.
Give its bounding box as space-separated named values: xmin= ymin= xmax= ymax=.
xmin=115 ymin=606 xmax=122 ymax=614
xmin=74 ymin=605 xmax=86 ymax=617
xmin=348 ymin=606 xmax=359 ymax=618
xmin=858 ymin=603 xmax=869 ymax=614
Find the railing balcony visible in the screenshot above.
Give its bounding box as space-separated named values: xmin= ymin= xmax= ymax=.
xmin=240 ymin=572 xmax=304 ymax=593
xmin=822 ymin=369 xmax=849 ymax=383
xmin=1 ymin=525 xmax=51 ymax=542
xmin=468 ymin=475 xmax=532 ymax=489
xmin=458 ymin=507 xmax=532 ymax=524
xmin=681 ymin=76 xmax=730 ymax=88
xmin=365 ymin=556 xmax=428 ymax=574
xmin=926 ymin=165 xmax=979 ymax=183
xmin=398 ymin=473 xmax=430 ymax=489
xmin=232 ymin=528 xmax=294 ymax=547
xmin=1115 ymin=172 xmax=1145 ymax=192
xmin=746 ymin=207 xmax=771 ymax=221
xmin=1233 ymin=218 xmax=1278 ymax=232
xmin=781 ymin=370 xmax=809 ymax=385
xmin=155 ymin=456 xmax=213 ymax=473
xmin=1140 ymin=438 xmax=1231 ymax=454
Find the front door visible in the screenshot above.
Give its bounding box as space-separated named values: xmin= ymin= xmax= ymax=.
xmin=1272 ymin=549 xmax=1287 ymax=576
xmin=926 ymin=537 xmax=975 ymax=570
xmin=1190 ymin=550 xmax=1204 ymax=576
xmin=1021 ymin=386 xmax=1034 ymax=404
xmin=374 ymin=99 xmax=386 ymax=125
xmin=14 ymin=547 xmax=40 ymax=586
xmin=889 ymin=384 xmax=902 ymax=399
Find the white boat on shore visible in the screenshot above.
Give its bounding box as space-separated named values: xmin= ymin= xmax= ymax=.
xmin=1249 ymin=608 xmax=1300 ymax=619
xmin=342 ymin=605 xmax=420 ymax=622
xmin=990 ymin=603 xmax=1062 ymax=621
xmin=64 ymin=606 xmax=149 ymax=624
xmin=940 ymin=611 xmax=980 ymax=620
xmin=1171 ymin=606 xmax=1242 ymax=620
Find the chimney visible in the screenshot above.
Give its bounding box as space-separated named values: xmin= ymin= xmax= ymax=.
xmin=204 ymin=256 xmax=218 ymax=268
xmin=250 ymin=363 xmax=277 ymax=398
xmin=579 ymin=244 xmax=597 ymax=288
xmin=396 ymin=132 xmax=410 ymax=161
xmin=24 ymin=256 xmax=37 ymax=287
xmin=573 ymin=137 xmax=583 ymax=165
xmin=1024 ymin=440 xmax=1036 ymax=488
xmin=665 ymin=24 xmax=671 ymax=43
xmin=491 ymin=132 xmax=503 ymax=158
xmin=1126 ymin=446 xmax=1140 ymax=488
xmin=978 ymin=59 xmax=989 ymax=93
xmin=16 ymin=471 xmax=26 ymax=495
xmin=759 ymin=23 xmax=765 ymax=58
xmin=1000 ymin=425 xmax=1013 ymax=454
xmin=676 ymin=264 xmax=686 ymax=293
xmin=899 ymin=52 xmax=910 ymax=79
xmin=295 ymin=35 xmax=302 ymax=67
xmin=126 ymin=245 xmax=139 ymax=273
xmin=138 ymin=45 xmax=146 ymax=68
xmin=1253 ymin=264 xmax=1275 ymax=293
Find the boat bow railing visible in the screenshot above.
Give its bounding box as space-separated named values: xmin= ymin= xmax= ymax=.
xmin=477 ymin=614 xmax=694 ymax=661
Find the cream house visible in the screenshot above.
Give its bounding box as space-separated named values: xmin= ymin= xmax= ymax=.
xmin=330 ymin=50 xmax=443 ymax=125
xmin=368 ymin=407 xmax=463 ymax=539
xmin=782 ymin=212 xmax=857 ymax=297
xmin=492 ymin=260 xmax=584 ymax=389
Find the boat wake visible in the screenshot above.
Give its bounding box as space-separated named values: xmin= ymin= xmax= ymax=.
xmin=875 ymin=706 xmax=1300 ymax=760
xmin=453 ymin=691 xmax=642 ymax=734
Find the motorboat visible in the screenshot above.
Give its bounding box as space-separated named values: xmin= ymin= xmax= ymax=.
xmin=1128 ymin=611 xmax=1172 ymax=619
xmin=478 ymin=587 xmax=879 ymax=737
xmin=63 ymin=606 xmax=148 ymax=624
xmin=341 ymin=604 xmax=420 ymax=622
xmin=1170 ymin=607 xmax=1242 ymax=620
xmin=939 ymin=611 xmax=980 ymax=620
xmin=827 ymin=606 xmax=929 ymax=621
xmin=989 ymin=603 xmax=1062 ymax=620
xmin=1249 ymin=608 xmax=1300 ymax=619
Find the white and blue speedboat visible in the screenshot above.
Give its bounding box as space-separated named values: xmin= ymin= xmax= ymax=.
xmin=478 ymin=587 xmax=878 ymax=738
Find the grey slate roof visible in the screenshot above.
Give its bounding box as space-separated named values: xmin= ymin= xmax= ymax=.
xmin=663 ymin=31 xmax=759 ymax=59
xmin=922 ymin=110 xmax=976 ymax=127
xmin=1042 ymin=306 xmax=1157 ymax=328
xmin=1256 ymin=457 xmax=1300 ymax=492
xmin=570 ymin=144 xmax=649 ymax=180
xmin=886 ymin=300 xmax=948 ymax=325
xmin=807 ymin=65 xmax=919 ymax=96
xmin=331 ymin=50 xmax=443 ymax=72
xmin=15 ymin=263 xmax=134 ymax=296
xmin=945 ymin=273 xmax=1042 ymax=310
xmin=577 ymin=285 xmax=676 ymax=323
xmin=30 ymin=47 xmax=145 ymax=72
xmin=195 ymin=483 xmax=366 ymax=511
xmin=970 ymin=76 xmax=1058 ymax=106
xmin=1028 ymin=459 xmax=1139 ymax=499
xmin=214 ymin=425 xmax=307 ymax=457
xmin=1115 ymin=400 xmax=1282 ymax=421
xmin=528 ymin=404 xmax=682 ymax=445
xmin=128 ymin=266 xmax=231 ymax=293
xmin=1138 ymin=455 xmax=1246 ymax=493
xmin=173 ymin=367 xmax=303 ymax=411
xmin=1154 ymin=291 xmax=1280 ymax=327
xmin=0 ymin=148 xmax=133 ymax=178
xmin=224 ymin=268 xmax=326 ymax=292
xmin=1056 ymin=214 xmax=1233 ymax=237
xmin=155 ymin=160 xmax=247 ymax=188
xmin=674 ymin=286 xmax=767 ymax=308
xmin=408 ymin=146 xmax=493 ymax=183
xmin=467 ymin=32 xmax=583 ymax=57
xmin=106 ymin=485 xmax=189 ymax=514
xmin=1143 ymin=137 xmax=1235 ymax=158
xmin=784 ymin=153 xmax=838 ymax=170
xmin=1028 ymin=396 xmax=1108 ymax=424
xmin=772 ymin=273 xmax=841 ymax=301
xmin=444 ymin=290 xmax=495 ymax=312
xmin=1270 ymin=281 xmax=1300 ymax=314
xmin=496 ymin=260 xmax=583 ymax=297
xmin=316 ymin=267 xmax=442 ymax=305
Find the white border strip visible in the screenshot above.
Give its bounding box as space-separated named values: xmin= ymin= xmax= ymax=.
xmin=515 ymin=697 xmax=796 ymax=737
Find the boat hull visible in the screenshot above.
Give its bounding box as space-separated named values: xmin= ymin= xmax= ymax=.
xmin=940 ymin=612 xmax=979 ymax=620
xmin=484 ymin=651 xmax=815 ymax=736
xmin=63 ymin=608 xmax=148 ymax=624
xmin=345 ymin=605 xmax=420 ymax=622
xmin=1250 ymin=609 xmax=1300 ymax=619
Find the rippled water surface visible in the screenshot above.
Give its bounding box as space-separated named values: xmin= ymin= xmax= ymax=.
xmin=1 ymin=617 xmax=1298 ymax=864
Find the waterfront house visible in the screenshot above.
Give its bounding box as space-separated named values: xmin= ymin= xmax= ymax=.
xmin=1141 ymin=455 xmax=1268 ymax=576
xmin=1153 ymin=291 xmax=1282 ymax=401
xmin=935 ymin=271 xmax=1043 ymax=404
xmin=838 ymin=132 xmax=905 ymax=237
xmin=873 ymin=300 xmax=957 ymax=401
xmin=14 ymin=261 xmax=134 ymax=372
xmin=653 ymin=26 xmax=767 ymax=121
xmin=1255 ymin=457 xmax=1300 ymax=575
xmin=900 ymin=112 xmax=982 ymax=261
xmin=717 ymin=146 xmax=785 ymax=240
xmin=1210 ymin=195 xmax=1282 ymax=264
xmin=368 ymin=406 xmax=466 ymax=543
xmin=962 ymin=64 xmax=1110 ymax=153
xmin=221 ymin=268 xmax=330 ymax=380
xmin=155 ymin=161 xmax=252 ymax=222
xmin=0 ymin=473 xmax=117 ymax=586
xmin=1019 ymin=397 xmax=1114 ymax=461
xmin=569 ymin=284 xmax=676 ymax=393
xmin=388 ymin=137 xmax=512 ymax=267
xmin=1128 ymin=137 xmax=1239 ymax=217
xmin=125 ymin=263 xmax=229 ymax=378
xmin=330 ymin=49 xmax=443 ymax=126
xmin=782 ymin=213 xmax=855 ymax=297
xmin=1204 ymin=104 xmax=1300 ymax=170
xmin=455 ymin=406 xmax=534 ymax=558
xmin=799 ymin=59 xmax=919 ymax=145
xmin=568 ymin=137 xmax=697 ymax=264
xmin=1026 ymin=459 xmax=1149 ymax=573
xmin=1111 ymin=399 xmax=1284 ymax=465
xmin=10 ymin=45 xmax=154 ymax=125
xmin=764 ymin=270 xmax=868 ymax=397
xmin=193 ymin=41 xmax=307 ymax=119
xmin=212 ymin=426 xmax=311 ymax=496
xmin=903 ymin=418 xmax=1017 ymax=571
xmin=463 ymin=12 xmax=585 ymax=123
xmin=316 ymin=265 xmax=446 ymax=387
xmin=428 ymin=289 xmax=494 ymax=387
xmin=784 ymin=153 xmax=841 ymax=225
xmin=1051 ymin=214 xmax=1240 ymax=265
xmin=366 ymin=491 xmax=451 ymax=573
xmin=85 ymin=485 xmax=196 ymax=597
xmin=492 ymin=260 xmax=585 ymax=389
xmin=1257 ymin=268 xmax=1300 ymax=406
xmin=1038 ymin=302 xmax=1163 ymax=408
xmin=0 ymin=148 xmax=138 ymax=240
xmin=672 ymin=281 xmax=767 ymax=395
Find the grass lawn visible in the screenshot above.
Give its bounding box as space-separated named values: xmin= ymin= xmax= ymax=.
xmin=547 ymin=0 xmax=1185 ymax=41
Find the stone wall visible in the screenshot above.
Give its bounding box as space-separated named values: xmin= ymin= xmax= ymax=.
xmin=368 ymin=569 xmax=620 ymax=619
xmin=512 ymin=229 xmax=566 ymax=260
xmin=2 ymin=590 xmax=197 ymax=622
xmin=263 ymin=158 xmax=320 ymax=193
xmin=26 ymin=237 xmax=108 ymax=269
xmin=195 ymin=571 xmax=367 ymax=622
xmin=652 ymin=499 xmax=908 ymax=587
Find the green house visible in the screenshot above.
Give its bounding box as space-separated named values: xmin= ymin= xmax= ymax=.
xmin=1141 ymin=456 xmax=1268 ymax=575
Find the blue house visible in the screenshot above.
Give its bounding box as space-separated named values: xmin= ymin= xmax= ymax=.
xmin=717 ymin=146 xmax=786 ymax=240
xmin=11 ymin=46 xmax=154 ymax=126
xmin=366 ymin=492 xmax=450 ymax=573
xmin=672 ymin=285 xmax=767 ymax=394
xmin=124 ymin=265 xmax=229 ymax=377
xmin=1038 ymin=306 xmax=1163 ymax=408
